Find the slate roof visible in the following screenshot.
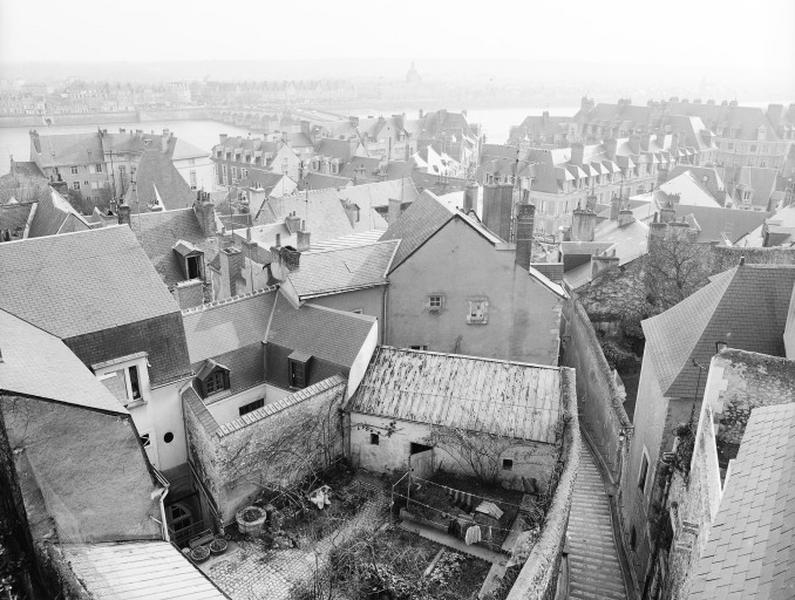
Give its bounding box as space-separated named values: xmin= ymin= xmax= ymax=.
xmin=734 ymin=166 xmax=778 ymax=211
xmin=0 ymin=309 xmax=126 ymax=414
xmin=688 ymin=403 xmax=795 ymax=600
xmin=129 ymin=208 xmax=211 ymax=287
xmin=172 ymin=138 xmax=209 ymax=161
xmin=738 ymin=204 xmax=795 ymax=247
xmin=27 ymin=187 xmax=91 ymax=238
xmin=124 ymin=150 xmax=195 ymax=212
xmin=667 ymin=165 xmax=726 ymax=203
xmin=305 ymin=171 xmax=353 ymax=190
xmin=642 ymin=265 xmax=795 ymax=398
xmin=347 ymin=347 xmax=565 ymax=443
xmin=30 ymin=131 xmax=104 ymax=168
xmin=0 ymin=226 xmax=180 ymax=340
xmin=681 ymin=205 xmax=768 ymax=244
xmin=314 ymin=138 xmax=358 ymax=161
xmin=182 ymin=289 xmax=376 ymax=369
xmin=0 ymin=202 xmax=34 ymax=240
xmin=284 ymin=240 xmax=399 ymax=300
xmin=657 ymin=171 xmax=722 ymax=209
xmin=62 ymin=541 xmax=230 ymax=600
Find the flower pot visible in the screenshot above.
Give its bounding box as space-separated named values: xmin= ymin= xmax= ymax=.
xmin=209 ymin=537 xmax=229 ymax=555
xmin=235 ymin=505 xmax=267 ymax=536
xmin=190 ymin=545 xmax=210 ymax=563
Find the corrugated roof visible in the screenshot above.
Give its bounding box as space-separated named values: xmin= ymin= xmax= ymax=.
xmin=0 ymin=309 xmax=125 ymax=413
xmin=286 ymin=240 xmax=399 ymax=299
xmin=348 ymin=347 xmax=564 ymax=443
xmin=62 ymin=541 xmax=230 ymax=600
xmin=0 ymin=226 xmax=181 ymax=340
xmin=688 ymin=403 xmax=795 ymax=600
xmin=642 ymin=265 xmax=795 ymax=398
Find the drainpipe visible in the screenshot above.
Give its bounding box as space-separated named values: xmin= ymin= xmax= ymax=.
xmin=381 ymin=283 xmax=389 ymax=345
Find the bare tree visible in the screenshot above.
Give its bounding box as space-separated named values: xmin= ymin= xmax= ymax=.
xmin=644 ymin=228 xmax=709 ymax=313
xmin=428 ymin=426 xmax=514 ymax=485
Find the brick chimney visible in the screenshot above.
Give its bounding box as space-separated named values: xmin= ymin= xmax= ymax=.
xmin=570 ymin=205 xmax=597 ymax=242
xmin=193 ymin=191 xmax=217 ymax=237
xmin=218 ymin=247 xmax=243 ymax=299
xmin=618 ymin=209 xmax=635 ymax=227
xmin=648 ymin=212 xmax=667 ymax=242
xmin=610 ymin=195 xmax=621 ymax=220
xmin=514 ymin=203 xmax=535 ymax=271
xmin=388 ymin=198 xmax=403 ymax=224
xmin=285 ymin=211 xmax=301 ymax=234
xmin=463 ymin=181 xmax=478 ymax=214
xmin=174 ymin=279 xmax=204 ymax=310
xmin=117 ymin=204 xmax=131 ymax=226
xmin=297 ymin=223 xmax=311 ymax=252
xmin=482 ymin=184 xmax=513 ymax=241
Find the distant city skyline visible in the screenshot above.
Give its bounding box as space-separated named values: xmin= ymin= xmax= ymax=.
xmin=1 ymin=0 xmax=793 ymax=92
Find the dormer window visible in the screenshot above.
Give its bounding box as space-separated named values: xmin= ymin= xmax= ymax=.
xmin=196 ymin=359 xmax=231 ymax=399
xmin=173 ymin=240 xmax=205 ymax=281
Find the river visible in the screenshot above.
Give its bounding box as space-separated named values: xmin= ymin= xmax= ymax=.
xmin=0 ymin=106 xmax=579 ymax=177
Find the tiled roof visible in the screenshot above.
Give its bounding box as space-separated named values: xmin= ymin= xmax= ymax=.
xmin=642 ymin=265 xmax=795 ymax=398
xmin=130 ymin=208 xmax=211 ymax=287
xmin=681 ymin=206 xmax=768 ymax=244
xmin=309 ymin=229 xmax=386 ymax=251
xmin=62 ymin=541 xmax=230 ymax=600
xmin=181 ymin=288 xmax=376 ymax=369
xmin=347 ymin=347 xmax=565 ymax=443
xmin=27 ymin=187 xmax=91 ymax=238
xmin=285 ymin=240 xmax=399 ymax=300
xmin=0 ymin=226 xmax=180 ymax=340
xmin=0 ymin=309 xmax=125 ymax=414
xmin=379 ymin=189 xmax=455 ymax=270
xmin=269 ymin=299 xmax=376 ymax=368
xmin=688 ymin=403 xmax=795 ymax=600
xmin=305 ymin=171 xmax=353 ymax=190
xmin=123 ymin=150 xmax=195 ymax=212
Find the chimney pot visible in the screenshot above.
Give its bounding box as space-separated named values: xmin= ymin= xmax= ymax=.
xmin=118 ymin=204 xmax=131 ymax=226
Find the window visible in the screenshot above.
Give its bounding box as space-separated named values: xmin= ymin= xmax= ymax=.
xmin=427 ymin=294 xmax=444 ymax=312
xmin=409 ymin=345 xmax=429 ymax=351
xmin=466 ymin=298 xmax=489 ymax=324
xmin=70 ymin=166 xmax=79 ymax=174
xmin=351 ymin=308 xmax=364 ymax=314
xmin=73 ymin=181 xmax=80 ymax=190
xmin=95 ymin=163 xmax=103 ymax=173
xmin=204 ymin=370 xmax=228 ymax=395
xmin=369 ymin=433 xmax=380 ymax=445
xmin=239 ymin=398 xmax=265 ymax=417
xmin=128 ymin=365 xmax=141 ymax=400
xmin=186 ymin=255 xmax=202 ymax=279
xmin=98 ymin=364 xmax=145 ymax=407
xmin=164 ymin=432 xmax=174 ymax=444
xmin=189 ymin=169 xmax=197 ymax=189
xmin=638 ymin=449 xmax=650 ymax=493
xmin=140 ymin=433 xmax=151 ymax=447
xmin=502 ymin=458 xmax=514 ymax=471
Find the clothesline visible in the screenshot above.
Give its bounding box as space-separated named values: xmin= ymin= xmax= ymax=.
xmin=409 ymin=475 xmax=529 ymax=510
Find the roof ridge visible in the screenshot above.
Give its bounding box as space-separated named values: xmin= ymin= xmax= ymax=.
xmin=303 ymin=239 xmax=399 ymax=255
xmin=377 ymin=345 xmax=562 ymax=370
xmin=181 ymin=286 xmax=278 ymax=316
xmin=302 ymin=301 xmax=378 ymax=322
xmin=0 ymin=222 xmax=127 ymax=245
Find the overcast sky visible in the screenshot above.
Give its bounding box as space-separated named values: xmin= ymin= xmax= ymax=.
xmin=1 ymin=0 xmax=793 ymax=78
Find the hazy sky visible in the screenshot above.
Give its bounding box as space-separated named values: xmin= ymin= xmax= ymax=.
xmin=1 ymin=0 xmax=793 ymax=75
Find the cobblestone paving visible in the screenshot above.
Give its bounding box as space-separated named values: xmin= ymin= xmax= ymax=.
xmin=202 ymin=481 xmax=387 ymax=600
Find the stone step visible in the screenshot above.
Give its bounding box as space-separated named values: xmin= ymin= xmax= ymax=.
xmin=569 ymin=583 xmax=626 ymax=600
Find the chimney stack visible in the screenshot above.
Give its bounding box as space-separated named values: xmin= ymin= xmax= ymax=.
xmin=388 ymin=198 xmax=403 ymax=224
xmin=218 ymin=247 xmax=243 ymax=299
xmin=463 ymin=181 xmax=478 ymax=214
xmin=514 ymin=203 xmax=535 ymax=271
xmin=610 ymin=194 xmax=621 ymax=220
xmin=193 ymin=191 xmax=217 ymax=237
xmin=285 ymin=211 xmax=301 ymax=234
xmin=570 ymin=205 xmax=597 ymax=242
xmin=173 ymin=279 xmax=204 ymax=310
xmin=117 ymin=204 xmax=131 ymax=226
xmin=297 ymin=229 xmax=311 ymax=252
xmin=618 ymin=209 xmax=635 ymax=228
xmin=482 ymin=183 xmax=513 ymax=241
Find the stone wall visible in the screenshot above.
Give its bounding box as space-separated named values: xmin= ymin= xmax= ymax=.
xmin=709 ymin=245 xmax=795 ymax=273
xmin=185 ymin=375 xmax=348 ymax=524
xmin=561 ymin=298 xmax=633 ymax=481
xmin=505 ymin=369 xmax=581 ymax=600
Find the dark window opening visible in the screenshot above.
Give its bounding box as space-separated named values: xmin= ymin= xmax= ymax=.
xmin=164 ymin=432 xmax=174 ymax=444
xmin=630 ymin=526 xmax=637 ymax=550
xmin=410 ymin=442 xmax=433 ymax=455
xmin=128 ymin=365 xmax=141 ymax=400
xmin=186 ymin=255 xmax=201 ymax=279
xmin=639 ymin=454 xmax=649 ymax=492
xmin=370 ymin=433 xmax=380 ymax=445
xmin=140 ymin=433 xmax=150 ymax=447
xmin=204 ymin=370 xmax=229 ymax=396
xmin=288 ymin=354 xmax=310 ymax=389
xmin=409 ymin=345 xmax=429 ymax=351
xmin=502 ymin=458 xmax=514 ymax=471
xmin=239 ymin=398 xmax=264 ymax=417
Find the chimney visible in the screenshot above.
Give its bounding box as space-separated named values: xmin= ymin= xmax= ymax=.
xmin=514 ymin=203 xmax=535 ymax=271
xmin=648 ymin=212 xmax=667 ymax=243
xmin=610 ymin=195 xmax=621 ymax=220
xmin=218 ymin=247 xmax=243 ymax=300
xmin=591 ymin=249 xmax=620 ymax=277
xmin=388 ymin=198 xmax=403 ymax=224
xmin=604 ymin=138 xmax=618 ymax=161
xmin=297 ymin=228 xmax=311 ymax=252
xmin=570 ymin=205 xmax=597 ymax=242
xmin=173 ymin=279 xmax=204 ymax=310
xmin=193 ymin=191 xmax=217 ymax=237
xmin=660 ymin=201 xmax=676 ymax=224
xmin=285 ymin=211 xmax=301 ymax=234
xmin=618 ymin=209 xmax=635 ymax=227
xmin=570 ymin=142 xmax=584 ymax=165
xmin=273 ymin=246 xmax=301 ymax=273
xmin=463 ymin=181 xmax=478 ymax=214
xmin=342 ymin=200 xmax=360 ymax=226
xmin=117 ymin=204 xmax=131 ymax=226
xmin=219 ymin=133 xmax=228 ymax=145
xmin=482 ymin=183 xmax=513 ymax=241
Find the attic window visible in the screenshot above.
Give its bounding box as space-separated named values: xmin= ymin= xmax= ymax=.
xmin=196 ymin=360 xmax=231 ymax=398
xmin=288 ymin=351 xmax=312 ymax=389
xmin=186 ymin=255 xmax=201 ymax=279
